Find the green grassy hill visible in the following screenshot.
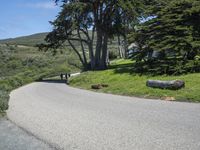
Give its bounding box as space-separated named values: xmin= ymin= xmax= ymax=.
xmin=0 ymin=31 xmax=118 ymax=45
xmin=0 ymin=34 xmax=81 ymax=113
xmin=0 ymin=33 xmax=48 ymax=46
xmin=0 ymin=31 xmax=119 ymax=56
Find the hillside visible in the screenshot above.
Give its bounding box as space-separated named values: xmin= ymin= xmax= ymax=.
xmin=0 ymin=33 xmax=48 ymax=46
xmin=0 ymin=31 xmax=119 ymax=50
xmin=0 ymin=36 xmax=81 ymax=113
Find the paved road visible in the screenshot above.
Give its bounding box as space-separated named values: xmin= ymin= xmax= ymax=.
xmin=7 ymin=81 xmax=200 ymax=150
xmin=0 ymin=117 xmax=54 ymax=150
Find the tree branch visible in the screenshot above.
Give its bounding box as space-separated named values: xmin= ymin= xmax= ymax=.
xmin=67 ymin=39 xmax=85 ymax=66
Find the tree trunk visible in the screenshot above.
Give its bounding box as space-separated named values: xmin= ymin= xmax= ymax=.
xmin=89 ymin=42 xmax=95 ymax=70
xmin=67 ymin=40 xmax=87 ymax=69
xmin=86 ymin=26 xmax=95 ymax=70
xmin=77 ymin=29 xmax=87 ymax=66
xmin=146 ymin=80 xmax=185 ymax=90
xmin=100 ymin=33 xmax=108 ymax=69
xmin=123 ymin=35 xmax=128 ymax=59
xmin=95 ymin=28 xmax=102 ymax=69
xmin=118 ymin=35 xmax=123 ymax=58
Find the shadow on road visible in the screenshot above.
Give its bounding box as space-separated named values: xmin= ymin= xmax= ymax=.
xmin=37 ymin=79 xmax=67 ymax=84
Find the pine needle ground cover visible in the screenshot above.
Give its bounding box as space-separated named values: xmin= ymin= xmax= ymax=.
xmin=70 ymin=59 xmax=200 ymax=102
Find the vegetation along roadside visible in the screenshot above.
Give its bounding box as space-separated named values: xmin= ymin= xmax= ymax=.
xmin=70 ymin=59 xmax=200 ymax=102
xmin=0 ymin=41 xmax=80 ymax=113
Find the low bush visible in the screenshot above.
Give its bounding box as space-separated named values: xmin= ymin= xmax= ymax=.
xmin=109 ymin=51 xmax=118 ymax=60
xmin=0 ymin=90 xmax=9 ymax=113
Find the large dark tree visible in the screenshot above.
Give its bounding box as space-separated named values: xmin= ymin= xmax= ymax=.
xmin=131 ymin=0 xmax=200 ymax=74
xmin=41 ymin=0 xmax=144 ymax=70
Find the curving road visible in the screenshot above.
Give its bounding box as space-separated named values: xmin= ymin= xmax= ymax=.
xmin=7 ymin=81 xmax=200 ymax=150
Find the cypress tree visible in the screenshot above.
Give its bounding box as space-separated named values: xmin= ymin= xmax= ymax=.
xmin=133 ymin=0 xmax=200 ymax=75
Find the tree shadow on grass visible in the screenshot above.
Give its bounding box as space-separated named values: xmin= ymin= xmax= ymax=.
xmin=109 ymin=62 xmax=136 ymax=75
xmin=109 ymin=61 xmax=164 ymax=77
xmin=108 ymin=63 xmax=133 ymax=70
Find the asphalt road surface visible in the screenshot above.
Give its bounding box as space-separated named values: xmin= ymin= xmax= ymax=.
xmin=0 ymin=117 xmax=54 ymax=150
xmin=7 ymin=81 xmax=200 ymax=150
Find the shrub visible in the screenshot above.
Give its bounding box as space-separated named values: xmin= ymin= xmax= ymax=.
xmin=109 ymin=51 xmax=118 ymax=60
xmin=131 ymin=0 xmax=200 ymax=75
xmin=22 ymin=56 xmax=49 ymax=68
xmin=0 ymin=90 xmax=9 ymax=113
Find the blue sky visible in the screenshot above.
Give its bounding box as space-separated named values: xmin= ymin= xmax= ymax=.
xmin=0 ymin=0 xmax=60 ymax=39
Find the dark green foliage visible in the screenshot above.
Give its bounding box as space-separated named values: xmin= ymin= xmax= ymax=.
xmin=132 ymin=0 xmax=200 ymax=75
xmin=133 ymin=58 xmax=200 ymax=75
xmin=44 ymin=0 xmax=145 ymax=70
xmin=109 ymin=51 xmax=118 ymax=60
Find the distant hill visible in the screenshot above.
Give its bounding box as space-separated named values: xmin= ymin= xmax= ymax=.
xmin=0 ymin=33 xmax=48 ymax=47
xmin=0 ymin=31 xmax=119 ymax=52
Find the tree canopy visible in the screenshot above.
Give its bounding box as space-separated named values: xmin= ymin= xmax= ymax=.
xmin=41 ymin=0 xmax=145 ymax=70
xmin=39 ymin=0 xmax=200 ymax=74
xmin=131 ymin=0 xmax=200 ymax=75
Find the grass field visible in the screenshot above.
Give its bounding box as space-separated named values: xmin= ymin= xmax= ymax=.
xmin=70 ymin=59 xmax=200 ymax=102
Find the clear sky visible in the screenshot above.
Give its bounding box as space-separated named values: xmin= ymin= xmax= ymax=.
xmin=0 ymin=0 xmax=60 ymax=39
